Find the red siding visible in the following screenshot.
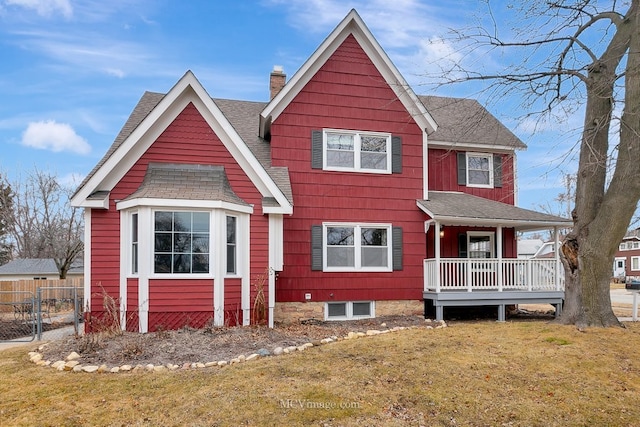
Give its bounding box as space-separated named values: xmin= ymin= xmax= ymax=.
xmin=89 ymin=103 xmax=270 ymax=329
xmin=428 ymin=148 xmax=516 ymax=204
xmin=224 ymin=277 xmax=243 ymax=326
xmin=271 ymin=35 xmax=425 ymax=303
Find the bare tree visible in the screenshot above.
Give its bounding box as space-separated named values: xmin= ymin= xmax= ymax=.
xmin=432 ymin=1 xmax=640 ymax=327
xmin=0 ymin=169 xmax=84 ymax=278
xmin=0 ymin=176 xmax=13 ymax=265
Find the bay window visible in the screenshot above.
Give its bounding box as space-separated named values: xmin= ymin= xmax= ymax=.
xmin=154 ymin=211 xmax=210 ymax=274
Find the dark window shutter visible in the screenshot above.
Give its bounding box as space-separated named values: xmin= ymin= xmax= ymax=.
xmin=457 ymin=152 xmax=467 ymax=186
xmin=311 ymin=130 xmax=323 ymax=169
xmin=392 ymin=226 xmax=403 ymax=270
xmin=458 ymin=233 xmax=468 ymax=258
xmin=391 ymin=135 xmax=402 ymax=173
xmin=493 ymin=154 xmax=503 ymax=188
xmin=311 ymin=225 xmax=323 ymax=270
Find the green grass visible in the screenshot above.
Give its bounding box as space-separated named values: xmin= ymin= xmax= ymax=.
xmin=2 ymin=321 xmax=640 ymax=426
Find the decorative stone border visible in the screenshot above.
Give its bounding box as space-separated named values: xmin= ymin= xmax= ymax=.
xmin=27 ymin=320 xmax=447 ymax=373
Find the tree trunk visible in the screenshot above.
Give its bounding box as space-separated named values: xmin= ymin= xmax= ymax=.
xmin=556 ymin=1 xmax=640 ymax=327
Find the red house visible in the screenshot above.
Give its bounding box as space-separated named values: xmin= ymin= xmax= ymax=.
xmin=71 ymin=10 xmax=571 ymax=332
xmin=613 ymin=228 xmax=640 ymax=283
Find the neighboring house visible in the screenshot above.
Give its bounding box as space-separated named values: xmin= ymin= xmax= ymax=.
xmin=517 ymin=239 xmax=544 ymax=259
xmin=0 ymin=258 xmax=84 ymax=281
xmin=613 ymin=228 xmax=640 ymax=281
xmin=71 ymin=10 xmax=571 ymax=332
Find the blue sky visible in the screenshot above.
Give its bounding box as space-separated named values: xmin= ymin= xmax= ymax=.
xmin=0 ymin=0 xmax=578 ymax=213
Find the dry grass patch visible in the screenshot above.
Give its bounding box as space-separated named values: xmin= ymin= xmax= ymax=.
xmin=1 ymin=321 xmax=640 ymax=426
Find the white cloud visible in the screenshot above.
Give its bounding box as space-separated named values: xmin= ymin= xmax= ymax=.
xmin=58 ymin=172 xmax=85 ymax=188
xmin=4 ymin=0 xmax=72 ymax=18
xmin=21 ymin=120 xmax=91 ymax=154
xmin=9 ymin=29 xmax=154 ymax=78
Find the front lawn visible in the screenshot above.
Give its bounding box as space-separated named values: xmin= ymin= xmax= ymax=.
xmin=1 ymin=321 xmax=639 ymax=426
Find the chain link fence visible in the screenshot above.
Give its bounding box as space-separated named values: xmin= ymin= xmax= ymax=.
xmin=0 ymin=287 xmax=83 ymax=343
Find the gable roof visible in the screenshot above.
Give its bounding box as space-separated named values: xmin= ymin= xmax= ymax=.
xmin=419 ymin=96 xmax=526 ymax=151
xmin=259 ymin=8 xmax=437 ymax=139
xmin=71 ymin=72 xmax=292 ymax=214
xmin=417 ymin=191 xmax=572 ymax=231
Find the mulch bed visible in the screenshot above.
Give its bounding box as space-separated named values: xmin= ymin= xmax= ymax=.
xmin=34 ymin=309 xmax=554 ymax=368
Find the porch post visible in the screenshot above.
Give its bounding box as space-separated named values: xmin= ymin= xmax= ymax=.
xmin=554 ymin=226 xmax=561 ymax=291
xmin=435 ymin=221 xmax=441 ymax=292
xmin=497 ymin=226 xmax=503 ymax=291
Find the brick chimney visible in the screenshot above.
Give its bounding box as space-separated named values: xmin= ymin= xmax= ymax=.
xmin=269 ymin=65 xmax=286 ymax=100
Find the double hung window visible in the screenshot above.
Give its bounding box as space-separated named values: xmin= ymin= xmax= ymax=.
xmin=226 ymin=216 xmax=237 ymax=275
xmin=324 ymin=130 xmax=391 ymax=173
xmin=325 ymin=224 xmax=391 ymax=271
xmin=466 ymin=153 xmax=492 ymax=187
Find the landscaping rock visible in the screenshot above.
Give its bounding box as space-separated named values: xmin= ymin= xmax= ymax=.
xmin=64 ymin=361 xmax=80 ymax=371
xmin=51 ymin=360 xmax=65 ymax=370
xmin=66 ymin=351 xmax=81 ymax=361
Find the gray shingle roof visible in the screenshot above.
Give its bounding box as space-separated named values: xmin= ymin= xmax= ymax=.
xmin=214 ymin=98 xmax=294 ymax=205
xmin=418 ymin=191 xmax=571 ymax=230
xmin=74 ymin=91 xmax=164 ymax=200
xmin=419 ymin=95 xmax=526 ymax=150
xmin=122 ymin=163 xmax=249 ymax=206
xmin=74 ymin=88 xmax=523 ymax=208
xmin=0 ymin=258 xmax=83 ymax=275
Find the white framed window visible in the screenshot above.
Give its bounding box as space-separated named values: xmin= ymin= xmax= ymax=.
xmin=131 ymin=212 xmax=139 ymax=274
xmin=226 ymin=215 xmax=237 ymax=275
xmin=153 ymin=211 xmax=211 ymax=274
xmin=632 ymin=257 xmax=640 ymax=271
xmin=324 ymin=223 xmax=392 ymax=272
xmin=466 ymin=153 xmax=493 ymax=187
xmin=325 ymin=301 xmax=374 ymax=320
xmin=620 ymin=243 xmax=626 ymax=251
xmin=324 ymin=129 xmax=391 ymax=173
xmin=634 ymin=242 xmax=640 ymax=250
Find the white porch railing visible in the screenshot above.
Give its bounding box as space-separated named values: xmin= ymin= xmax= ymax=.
xmin=424 ymin=258 xmax=565 ymax=292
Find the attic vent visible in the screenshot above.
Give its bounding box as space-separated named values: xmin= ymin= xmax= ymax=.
xmin=270 ymin=65 xmax=286 ymax=100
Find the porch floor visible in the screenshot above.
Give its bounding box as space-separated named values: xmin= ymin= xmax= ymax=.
xmin=423 ymin=290 xmax=565 ymax=322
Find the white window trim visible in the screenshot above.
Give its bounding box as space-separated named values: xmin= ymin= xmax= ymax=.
xmin=466 ymin=152 xmax=493 ymax=188
xmin=130 ymin=211 xmax=139 ymax=276
xmin=323 ymin=128 xmax=391 ymax=174
xmin=632 ymin=256 xmax=640 ymax=271
xmin=121 ymin=207 xmax=248 ymax=280
xmin=325 ymin=301 xmax=375 ymax=321
xmin=225 ymin=214 xmax=239 ymax=278
xmin=323 ymin=223 xmax=393 ymax=272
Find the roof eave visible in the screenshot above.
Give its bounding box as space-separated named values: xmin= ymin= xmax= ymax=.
xmin=427 ymin=139 xmax=526 ymax=152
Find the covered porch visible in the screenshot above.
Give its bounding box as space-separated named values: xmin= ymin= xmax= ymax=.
xmin=417 ymin=191 xmax=573 ymax=321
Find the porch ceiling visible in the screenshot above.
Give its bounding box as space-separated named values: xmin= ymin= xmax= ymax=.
xmin=417 ymin=191 xmax=572 ymax=231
